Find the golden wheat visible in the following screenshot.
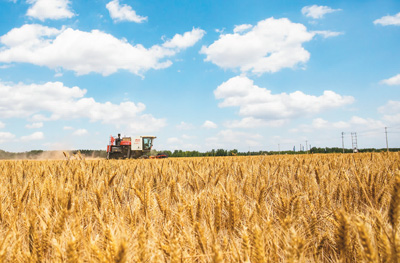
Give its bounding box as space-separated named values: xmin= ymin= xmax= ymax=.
xmin=0 ymin=152 xmax=399 ymax=262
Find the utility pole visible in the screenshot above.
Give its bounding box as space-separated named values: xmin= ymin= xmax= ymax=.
xmin=305 ymin=140 xmax=308 ymax=152
xmin=300 ymin=144 xmax=302 ymax=152
xmin=278 ymin=144 xmax=280 ymax=155
xmin=351 ymin=132 xmax=358 ymax=153
xmin=385 ymin=127 xmax=389 ymax=152
xmin=341 ymin=132 xmax=344 ymax=153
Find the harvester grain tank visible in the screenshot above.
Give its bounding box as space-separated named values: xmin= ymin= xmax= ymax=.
xmin=106 ymin=134 xmax=156 ymax=159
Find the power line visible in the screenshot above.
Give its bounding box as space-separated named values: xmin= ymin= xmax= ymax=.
xmin=385 ymin=127 xmax=389 ymax=152
xmin=351 ymin=132 xmax=358 ymax=153
xmin=342 ymin=132 xmax=344 ymax=153
xmin=268 ymin=126 xmax=399 ymax=152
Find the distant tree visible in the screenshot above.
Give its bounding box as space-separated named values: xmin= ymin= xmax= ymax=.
xmin=228 ymin=149 xmax=238 ymax=156
xmin=215 ymin=149 xmax=227 ymax=156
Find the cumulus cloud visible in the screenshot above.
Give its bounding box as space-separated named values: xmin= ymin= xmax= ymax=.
xmin=233 ymin=24 xmax=252 ymax=33
xmin=26 ymin=122 xmax=43 ymax=129
xmin=219 ymin=130 xmax=262 ymax=143
xmin=349 ymin=116 xmax=385 ymax=128
xmin=176 ymin=121 xmax=195 ymax=130
xmin=0 ymin=121 xmax=5 ymax=129
xmin=0 ymin=132 xmax=15 ymax=143
xmin=63 ymin=126 xmax=73 ymax=130
xmin=291 ymin=116 xmax=385 ymax=133
xmin=382 ymin=113 xmax=400 ymax=124
xmin=21 ymin=131 xmax=44 ymax=142
xmin=201 ymin=17 xmax=330 ymax=74
xmin=224 ymin=117 xmax=286 ymax=128
xmin=379 ymin=100 xmax=400 ymax=114
xmin=374 ymin=12 xmax=400 ymax=26
xmin=302 ymin=5 xmax=341 ymax=19
xmin=0 ymin=24 xmax=205 ymax=76
xmin=380 ymin=74 xmax=400 ymax=85
xmin=378 ymin=100 xmax=400 ymax=124
xmin=215 ymin=76 xmax=354 ymax=123
xmin=166 ymin=136 xmax=201 ymax=151
xmin=167 ymin=137 xmax=180 ymax=144
xmin=182 ymin=134 xmax=196 ymax=140
xmin=312 ymin=30 xmax=344 ymax=38
xmin=72 ymin=129 xmax=88 ymax=136
xmin=26 ymin=0 xmax=74 ymax=21
xmin=0 ymin=81 xmax=166 ymax=133
xmin=163 ymin=29 xmax=206 ymax=49
xmin=106 ymin=0 xmax=147 ymax=23
xmin=202 ymin=120 xmax=217 ymax=129
xmin=206 ymin=129 xmax=263 ymax=149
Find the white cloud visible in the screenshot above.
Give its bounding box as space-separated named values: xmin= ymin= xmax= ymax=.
xmin=26 ymin=122 xmax=43 ymax=129
xmin=0 ymin=24 xmax=205 ymax=76
xmin=21 ymin=131 xmax=44 ymax=142
xmin=310 ymin=118 xmax=329 ymax=129
xmin=349 ymin=116 xmax=385 ymax=128
xmin=0 ymin=24 xmax=61 ymax=47
xmin=182 ymin=134 xmax=196 ymax=140
xmin=106 ymin=0 xmax=147 ymax=23
xmin=72 ymin=129 xmax=88 ymax=136
xmin=167 ymin=137 xmax=180 ymax=144
xmin=163 ymin=28 xmax=206 ymax=49
xmin=312 ymin=30 xmax=343 ymax=38
xmin=63 ymin=126 xmax=74 ymax=130
xmin=382 ymin=113 xmax=400 ymax=124
xmin=219 ymin=129 xmax=262 ymax=143
xmin=214 ymin=76 xmax=354 ymax=122
xmin=27 ymin=0 xmax=74 ymax=21
xmin=378 ymin=100 xmax=400 ymax=114
xmin=0 ymin=121 xmax=5 ymax=129
xmin=0 ymin=81 xmax=166 ymax=133
xmin=378 ymin=100 xmax=400 ymax=125
xmin=302 ymin=5 xmax=341 ymax=19
xmin=374 ymin=12 xmax=400 ymax=26
xmin=224 ymin=117 xmax=286 ymax=128
xmin=0 ymin=132 xmax=15 ymax=143
xmin=176 ymin=121 xmax=195 ymax=130
xmin=292 ymin=116 xmax=385 ymax=133
xmin=380 ymin=74 xmax=400 ymax=85
xmin=206 ymin=129 xmax=263 ymax=149
xmin=200 ymin=17 xmax=316 ymax=74
xmin=233 ymin=24 xmax=252 ymax=33
xmin=165 ymin=136 xmax=201 ymax=150
xmin=202 ymin=120 xmax=217 ymax=129
xmin=0 ymin=64 xmax=13 ymax=69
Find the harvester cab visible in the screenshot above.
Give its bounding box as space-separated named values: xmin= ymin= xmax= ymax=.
xmin=107 ymin=134 xmax=156 ymax=159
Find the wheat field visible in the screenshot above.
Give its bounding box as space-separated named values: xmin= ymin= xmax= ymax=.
xmin=0 ymin=152 xmax=399 ymax=262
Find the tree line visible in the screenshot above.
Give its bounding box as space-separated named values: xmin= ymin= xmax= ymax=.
xmin=158 ymin=147 xmax=399 ymax=157
xmin=0 ymin=147 xmax=398 ymax=159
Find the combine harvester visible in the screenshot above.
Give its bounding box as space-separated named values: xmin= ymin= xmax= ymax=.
xmin=107 ymin=134 xmax=158 ymax=159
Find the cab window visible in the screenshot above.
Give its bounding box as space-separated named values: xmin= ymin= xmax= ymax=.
xmin=143 ymin=138 xmax=152 ymax=150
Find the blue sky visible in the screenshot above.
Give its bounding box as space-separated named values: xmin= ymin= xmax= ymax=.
xmin=0 ymin=0 xmax=399 ymax=152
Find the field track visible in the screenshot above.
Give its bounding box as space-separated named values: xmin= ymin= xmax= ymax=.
xmin=0 ymin=152 xmax=399 ymax=262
